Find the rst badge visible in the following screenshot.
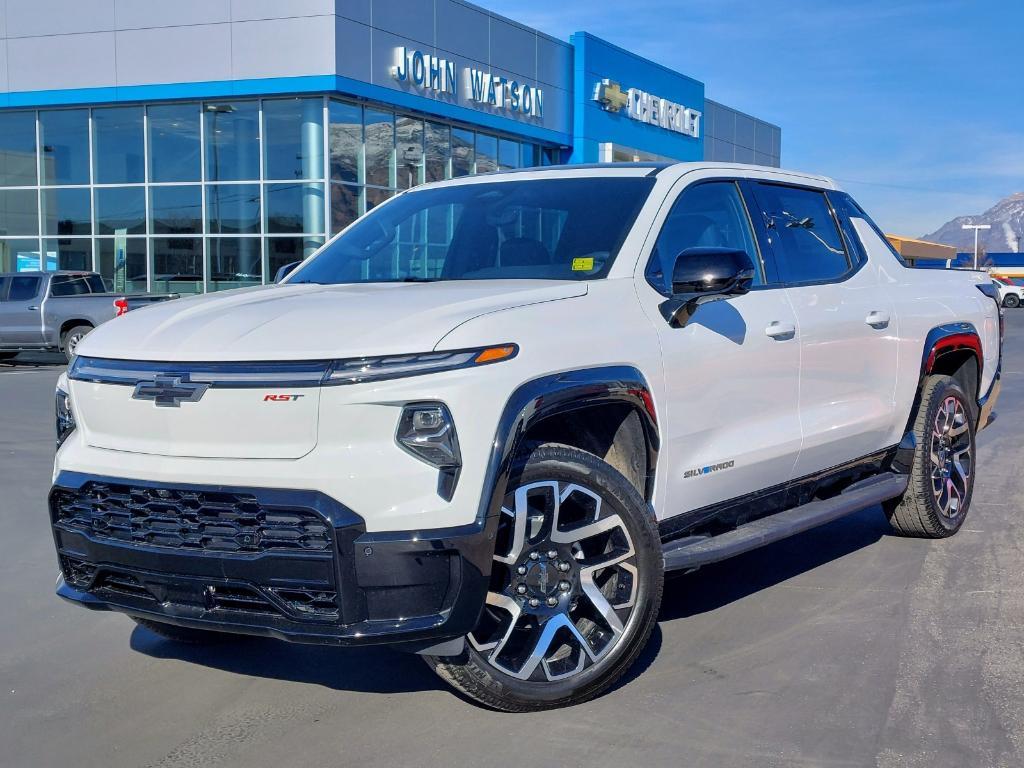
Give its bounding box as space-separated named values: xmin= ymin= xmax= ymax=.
xmin=263 ymin=394 xmax=305 ymax=402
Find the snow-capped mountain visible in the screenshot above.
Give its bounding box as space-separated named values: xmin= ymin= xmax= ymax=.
xmin=923 ymin=193 xmax=1024 ymax=252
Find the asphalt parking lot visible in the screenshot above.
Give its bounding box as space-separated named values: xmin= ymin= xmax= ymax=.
xmin=2 ymin=315 xmax=1023 ymax=768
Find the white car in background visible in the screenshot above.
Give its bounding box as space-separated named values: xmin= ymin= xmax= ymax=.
xmin=992 ymin=275 xmax=1024 ymax=308
xmin=50 ymin=162 xmax=1002 ymax=711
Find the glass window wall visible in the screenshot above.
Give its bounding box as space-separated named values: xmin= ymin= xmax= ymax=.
xmin=148 ymin=103 xmax=201 ymax=182
xmin=204 ymin=101 xmax=260 ymax=181
xmin=93 ymin=107 xmax=145 ymax=184
xmin=0 ymin=98 xmax=553 ymax=290
xmin=209 ymin=238 xmax=262 ymax=291
xmin=42 ymin=187 xmax=91 ymax=236
xmin=0 ymin=112 xmax=37 ymax=187
xmin=263 ymin=98 xmax=324 ymax=181
xmin=39 ymin=109 xmax=90 ymax=186
xmin=150 ymin=185 xmax=202 ymax=235
xmin=96 ymin=237 xmax=147 ymax=292
xmin=95 ymin=187 xmax=145 ymax=235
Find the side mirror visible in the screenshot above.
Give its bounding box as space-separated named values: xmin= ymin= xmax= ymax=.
xmin=659 ymin=247 xmax=756 ymax=327
xmin=274 ymin=261 xmax=301 ymax=284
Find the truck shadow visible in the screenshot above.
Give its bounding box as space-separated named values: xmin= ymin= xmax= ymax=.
xmin=130 ymin=505 xmax=892 ymax=700
xmin=0 ymin=353 xmax=66 ymax=368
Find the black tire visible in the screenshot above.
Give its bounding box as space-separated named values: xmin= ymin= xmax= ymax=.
xmin=1004 ymin=294 xmax=1021 ymax=309
xmin=132 ymin=617 xmax=231 ymax=645
xmin=61 ymin=324 xmax=92 ymax=362
xmin=424 ymin=442 xmax=663 ymax=712
xmin=884 ymin=375 xmax=976 ymax=538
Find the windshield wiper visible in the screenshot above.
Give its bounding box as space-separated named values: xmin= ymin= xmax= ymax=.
xmin=395 ymin=276 xmax=439 ymax=283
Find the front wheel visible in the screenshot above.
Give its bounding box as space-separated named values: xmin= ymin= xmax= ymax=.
xmin=884 ymin=375 xmax=976 ymax=537
xmin=1004 ymin=294 xmax=1021 ymax=309
xmin=424 ymin=443 xmax=663 ymax=711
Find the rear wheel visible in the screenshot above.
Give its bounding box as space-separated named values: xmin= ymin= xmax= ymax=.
xmin=61 ymin=324 xmax=92 ymax=362
xmin=132 ymin=617 xmax=231 ymax=645
xmin=885 ymin=375 xmax=976 ymax=537
xmin=1004 ymin=294 xmax=1021 ymax=308
xmin=424 ymin=443 xmax=663 ymax=711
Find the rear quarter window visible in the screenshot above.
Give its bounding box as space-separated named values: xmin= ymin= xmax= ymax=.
xmin=50 ymin=275 xmax=94 ymax=296
xmin=754 ymin=183 xmax=851 ymax=284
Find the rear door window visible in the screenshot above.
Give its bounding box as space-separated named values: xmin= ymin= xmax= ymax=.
xmin=754 ymin=184 xmax=851 ymax=284
xmin=8 ymin=276 xmax=41 ymax=301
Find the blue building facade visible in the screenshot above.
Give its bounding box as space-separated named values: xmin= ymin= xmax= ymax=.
xmin=0 ymin=0 xmax=781 ymax=292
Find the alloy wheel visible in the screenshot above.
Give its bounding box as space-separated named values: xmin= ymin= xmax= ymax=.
xmin=468 ymin=480 xmax=639 ymax=682
xmin=66 ymin=333 xmax=85 ymax=357
xmin=930 ymin=395 xmax=972 ymax=519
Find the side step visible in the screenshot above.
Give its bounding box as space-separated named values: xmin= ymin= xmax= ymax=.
xmin=662 ymin=472 xmax=909 ymax=572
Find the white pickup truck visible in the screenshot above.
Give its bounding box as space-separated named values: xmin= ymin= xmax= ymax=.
xmin=50 ymin=163 xmax=1002 ymax=711
xmin=992 ymin=275 xmax=1024 ymax=308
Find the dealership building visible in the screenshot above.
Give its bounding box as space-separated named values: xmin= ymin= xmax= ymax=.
xmin=0 ymin=0 xmax=782 ymax=293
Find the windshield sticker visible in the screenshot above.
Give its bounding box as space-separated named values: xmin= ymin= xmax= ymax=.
xmin=572 ymin=257 xmax=595 ymax=271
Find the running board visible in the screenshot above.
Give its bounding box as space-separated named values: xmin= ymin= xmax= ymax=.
xmin=661 ymin=472 xmax=909 ymax=572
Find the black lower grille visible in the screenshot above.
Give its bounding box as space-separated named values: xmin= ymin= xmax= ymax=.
xmin=95 ymin=571 xmax=156 ymax=601
xmin=53 ymin=482 xmax=331 ymax=553
xmin=61 ymin=556 xmax=97 ymax=588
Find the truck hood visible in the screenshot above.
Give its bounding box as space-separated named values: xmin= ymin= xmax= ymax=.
xmin=77 ymin=280 xmax=587 ymax=362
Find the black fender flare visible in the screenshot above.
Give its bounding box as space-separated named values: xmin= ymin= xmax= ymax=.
xmin=474 ymin=365 xmax=660 ymax=526
xmin=895 ymin=322 xmax=986 ymax=473
xmin=919 ymin=322 xmax=982 ymax=381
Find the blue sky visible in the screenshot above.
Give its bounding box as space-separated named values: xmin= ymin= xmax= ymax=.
xmin=487 ymin=0 xmax=1023 ymax=236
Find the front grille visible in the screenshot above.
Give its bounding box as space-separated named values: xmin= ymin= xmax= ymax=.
xmin=53 ymin=482 xmax=331 ymax=553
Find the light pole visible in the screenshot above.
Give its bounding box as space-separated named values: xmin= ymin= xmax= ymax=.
xmin=962 ymin=223 xmax=991 ymax=270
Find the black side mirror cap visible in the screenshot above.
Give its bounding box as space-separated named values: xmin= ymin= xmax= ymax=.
xmin=274 ymin=261 xmax=301 ymax=284
xmin=659 ymin=247 xmax=756 ymax=327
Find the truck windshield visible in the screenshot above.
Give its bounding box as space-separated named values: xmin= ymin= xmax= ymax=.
xmin=290 ymin=176 xmax=655 ymax=284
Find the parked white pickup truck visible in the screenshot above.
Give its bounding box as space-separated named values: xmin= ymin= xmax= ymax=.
xmin=992 ymin=275 xmax=1024 ymax=308
xmin=50 ymin=163 xmax=1002 ymax=711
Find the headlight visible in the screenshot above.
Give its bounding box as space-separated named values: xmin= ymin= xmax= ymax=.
xmin=56 ymin=387 xmax=76 ymax=448
xmin=325 ymin=344 xmax=518 ymax=385
xmin=396 ymin=403 xmax=461 ymax=469
xmin=396 ymin=402 xmax=462 ymax=501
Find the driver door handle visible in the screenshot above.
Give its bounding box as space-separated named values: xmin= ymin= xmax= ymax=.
xmin=27 ymin=305 xmax=39 ymax=311
xmin=765 ymin=321 xmax=796 ymax=340
xmin=866 ymin=310 xmax=890 ymax=329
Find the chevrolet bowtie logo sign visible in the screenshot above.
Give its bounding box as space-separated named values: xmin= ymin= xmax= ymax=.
xmin=593 ymin=79 xmax=629 ymax=112
xmin=592 ymin=77 xmax=702 ymax=138
xmin=132 ymin=375 xmax=210 ymax=408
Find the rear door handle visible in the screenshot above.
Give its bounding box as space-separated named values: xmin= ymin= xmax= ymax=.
xmin=866 ymin=311 xmax=890 ymax=329
xmin=27 ymin=305 xmax=39 ymax=311
xmin=765 ymin=321 xmax=796 ymax=340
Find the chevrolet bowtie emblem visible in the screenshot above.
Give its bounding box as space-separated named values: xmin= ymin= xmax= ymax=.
xmin=132 ymin=375 xmax=209 ymax=408
xmin=594 ymin=79 xmax=629 ymax=112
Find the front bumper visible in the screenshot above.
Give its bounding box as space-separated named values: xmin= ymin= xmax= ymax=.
xmin=50 ymin=472 xmax=494 ymax=649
